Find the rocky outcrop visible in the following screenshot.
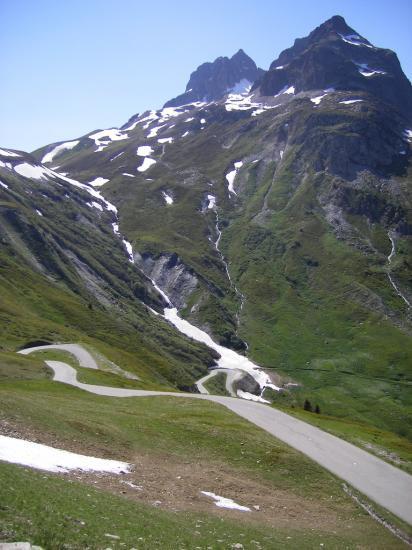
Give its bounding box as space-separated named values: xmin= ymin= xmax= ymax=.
xmin=134 ymin=252 xmax=198 ymax=309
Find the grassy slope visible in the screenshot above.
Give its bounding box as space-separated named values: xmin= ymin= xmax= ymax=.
xmin=0 ymin=360 xmax=408 ymax=548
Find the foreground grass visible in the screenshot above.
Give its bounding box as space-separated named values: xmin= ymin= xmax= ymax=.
xmin=0 ymin=374 xmax=409 ymax=547
xmin=2 ymin=461 xmax=405 ymax=550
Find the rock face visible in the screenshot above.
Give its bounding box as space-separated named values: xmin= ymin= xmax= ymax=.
xmin=164 ymin=49 xmax=264 ymax=107
xmin=134 ymin=252 xmax=199 ymax=309
xmin=255 ymin=15 xmax=412 ymax=120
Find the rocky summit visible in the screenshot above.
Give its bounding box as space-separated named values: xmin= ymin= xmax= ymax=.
xmin=164 ymin=48 xmax=264 ymax=107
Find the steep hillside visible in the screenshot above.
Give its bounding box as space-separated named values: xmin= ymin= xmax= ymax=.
xmin=0 ymin=149 xmax=216 ymax=389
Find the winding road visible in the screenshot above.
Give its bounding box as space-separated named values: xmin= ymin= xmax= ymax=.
xmin=17 ymin=344 xmax=412 ymax=525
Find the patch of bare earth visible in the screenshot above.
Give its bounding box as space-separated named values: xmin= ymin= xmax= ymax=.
xmin=0 ymin=419 xmax=353 ymax=532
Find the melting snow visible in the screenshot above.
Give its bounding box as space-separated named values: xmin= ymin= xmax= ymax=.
xmin=41 ymin=140 xmax=79 ymax=163
xmin=280 ymin=150 xmax=284 ymax=159
xmin=237 ymin=390 xmax=270 ymax=404
xmin=87 ymin=201 xmax=104 ymax=211
xmin=164 ymin=307 xmax=279 ymax=392
xmin=311 ymin=93 xmax=327 ymax=105
xmin=185 ymin=117 xmax=195 ymax=122
xmin=201 ymin=491 xmax=251 ymax=512
xmin=340 ymin=99 xmax=364 ymax=105
xmin=35 ymin=209 xmax=43 ymax=217
xmin=162 ymin=191 xmax=173 ymax=205
xmin=182 ymin=131 xmax=190 ymax=138
xmin=89 ymin=177 xmax=109 ymax=187
xmin=0 ymin=160 xmax=12 ymax=170
xmin=207 ymin=194 xmax=216 ymax=209
xmin=14 ymin=163 xmax=51 ymax=180
xmin=0 ymin=181 xmax=9 ymax=189
xmin=158 ymin=137 xmax=174 ymax=144
xmin=200 ymin=118 xmax=206 ymax=124
xmin=137 ymin=145 xmax=154 ymax=157
xmin=89 ymin=129 xmax=128 ymax=152
xmin=122 ymin=173 xmax=135 ymax=178
xmin=226 ymin=161 xmax=243 ymax=195
xmin=0 ymin=435 xmax=130 ymax=474
xmin=0 ymin=148 xmax=20 ymax=157
xmin=275 ymin=65 xmax=284 ymax=70
xmin=137 ymin=158 xmax=156 ymax=172
xmin=123 ymin=239 xmax=134 ymax=262
xmin=147 ymin=125 xmax=166 ymax=138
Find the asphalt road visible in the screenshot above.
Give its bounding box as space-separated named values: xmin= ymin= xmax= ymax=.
xmin=18 ymin=344 xmax=412 ymax=525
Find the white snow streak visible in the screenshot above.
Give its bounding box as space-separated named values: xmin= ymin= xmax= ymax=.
xmin=0 ymin=148 xmax=21 ymax=157
xmin=137 ymin=145 xmax=154 ymax=157
xmin=41 ymin=140 xmax=79 ymax=163
xmin=158 ymin=137 xmax=174 ymax=144
xmin=201 ymin=491 xmax=251 ymax=512
xmin=162 ymin=191 xmax=173 ymax=205
xmin=225 ymin=161 xmax=243 ymax=195
xmin=89 ymin=177 xmax=109 ymax=187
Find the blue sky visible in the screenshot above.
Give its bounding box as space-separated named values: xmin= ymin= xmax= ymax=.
xmin=1 ymin=0 xmax=411 ymax=152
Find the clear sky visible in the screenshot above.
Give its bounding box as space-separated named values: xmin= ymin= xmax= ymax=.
xmin=1 ymin=0 xmax=411 ymax=152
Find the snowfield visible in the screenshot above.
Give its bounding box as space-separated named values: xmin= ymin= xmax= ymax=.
xmin=0 ymin=435 xmax=130 ymax=474
xmin=137 ymin=157 xmax=156 ymax=172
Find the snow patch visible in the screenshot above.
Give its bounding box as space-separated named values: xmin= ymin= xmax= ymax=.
xmin=158 ymin=137 xmax=174 ymax=144
xmin=338 ymin=33 xmax=373 ymax=48
xmin=0 ymin=181 xmax=9 ymax=189
xmin=340 ymin=99 xmax=364 ymax=105
xmin=226 ymin=161 xmax=243 ymax=195
xmin=355 ymin=62 xmax=386 ymax=77
xmin=207 ymin=194 xmax=216 ymax=209
xmin=87 ymin=201 xmax=104 ymax=211
xmin=404 ymin=129 xmax=412 ymax=142
xmin=0 ymin=435 xmax=130 ymax=474
xmin=122 ymin=173 xmax=135 ymax=178
xmin=89 ymin=177 xmax=109 ymax=187
xmin=41 ymin=140 xmax=79 ymax=163
xmin=147 ymin=125 xmax=166 ymax=139
xmin=182 ymin=131 xmax=190 ymax=138
xmin=35 ymin=209 xmax=43 ymax=217
xmin=311 ymin=93 xmax=327 ymax=105
xmin=201 ymin=491 xmax=251 ymax=512
xmin=237 ymin=390 xmax=270 ymax=404
xmin=14 ymin=163 xmax=51 ymax=180
xmin=162 ymin=191 xmax=173 ymax=205
xmin=137 ymin=145 xmax=154 ymax=157
xmin=137 ymin=158 xmax=156 ymax=172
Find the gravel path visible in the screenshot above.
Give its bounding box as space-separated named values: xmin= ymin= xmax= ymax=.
xmin=18 ymin=344 xmax=412 ymax=525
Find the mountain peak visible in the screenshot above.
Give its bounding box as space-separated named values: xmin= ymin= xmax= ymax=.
xmin=164 ymin=50 xmax=264 ymax=108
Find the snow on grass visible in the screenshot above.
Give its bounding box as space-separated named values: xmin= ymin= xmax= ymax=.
xmin=225 ymin=161 xmax=243 ymax=195
xmin=162 ymin=191 xmax=173 ymax=205
xmin=164 ymin=307 xmax=279 ymax=393
xmin=158 ymin=137 xmax=174 ymax=144
xmin=0 ymin=148 xmax=21 ymax=157
xmin=147 ymin=125 xmax=166 ymax=139
xmin=237 ymin=390 xmax=270 ymax=404
xmin=124 ymin=110 xmax=159 ymax=131
xmin=41 ymin=140 xmax=79 ymax=163
xmin=14 ymin=163 xmax=51 ymax=180
xmin=137 ymin=145 xmax=154 ymax=156
xmin=89 ymin=129 xmax=128 ymax=152
xmin=0 ymin=181 xmax=9 ymax=189
xmin=88 ymin=177 xmax=109 ymax=187
xmin=200 ymin=491 xmax=251 ymax=512
xmin=122 ymin=173 xmax=135 ymax=178
xmin=0 ymin=435 xmax=130 ymax=474
xmin=311 ymin=93 xmax=327 ymax=105
xmin=35 ymin=209 xmax=43 ymax=217
xmin=207 ymin=194 xmax=216 ymax=209
xmin=137 ymin=157 xmax=156 ymax=172
xmin=338 ymin=33 xmax=373 ymax=48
